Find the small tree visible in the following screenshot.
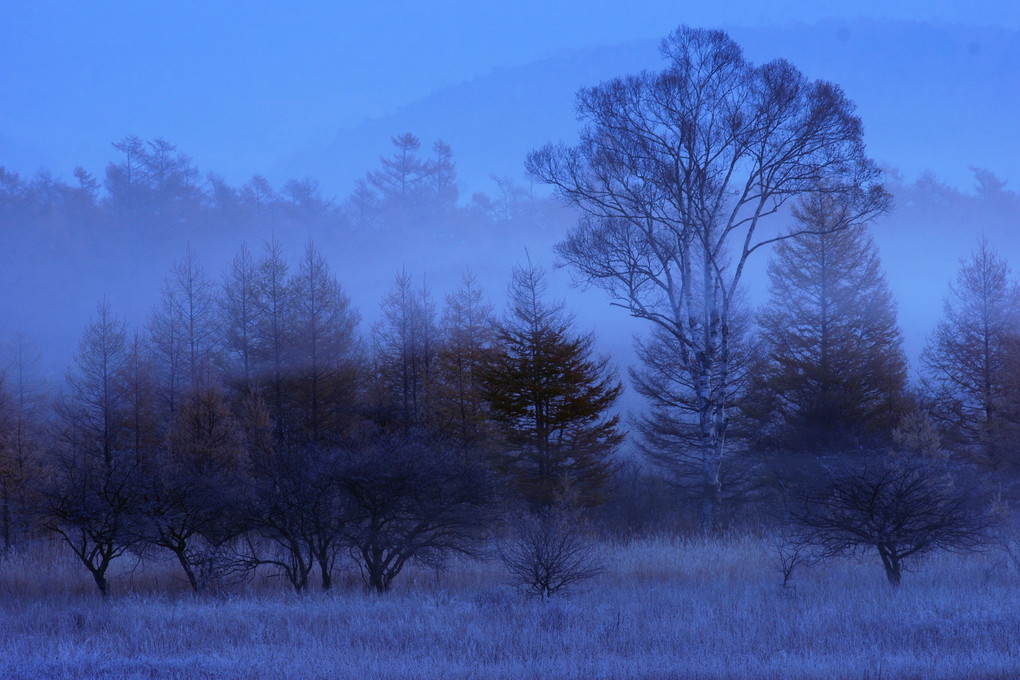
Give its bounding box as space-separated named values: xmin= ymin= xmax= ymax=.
xmin=789 ymin=459 xmax=993 ymax=585
xmin=341 ymin=433 xmax=495 ymax=593
xmin=248 ymin=441 xmax=349 ymax=592
xmin=498 ymin=505 xmax=603 ymax=598
xmin=47 ymin=300 xmax=139 ymax=596
xmin=141 ymin=380 xmax=249 ymax=591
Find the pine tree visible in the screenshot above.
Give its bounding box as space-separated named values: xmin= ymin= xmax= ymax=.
xmin=753 ymin=194 xmax=907 ymax=455
xmin=482 ymin=262 xmax=623 ymax=509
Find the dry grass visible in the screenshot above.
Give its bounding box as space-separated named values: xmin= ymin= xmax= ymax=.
xmin=1 ymin=534 xmax=1018 ymax=679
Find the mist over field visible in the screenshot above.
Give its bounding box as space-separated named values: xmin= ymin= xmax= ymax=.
xmin=2 ymin=3 xmax=1020 ymax=678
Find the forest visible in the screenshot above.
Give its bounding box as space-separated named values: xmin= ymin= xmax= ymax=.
xmin=1 ymin=24 xmax=1019 ymax=680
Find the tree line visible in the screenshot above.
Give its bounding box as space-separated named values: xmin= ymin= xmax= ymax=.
xmin=0 ymin=239 xmax=626 ymax=594
xmin=0 ymin=130 xmax=563 ymax=260
xmin=2 ymin=24 xmax=1018 ymax=593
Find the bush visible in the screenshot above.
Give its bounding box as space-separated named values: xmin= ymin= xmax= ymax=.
xmin=498 ymin=506 xmax=602 ymax=597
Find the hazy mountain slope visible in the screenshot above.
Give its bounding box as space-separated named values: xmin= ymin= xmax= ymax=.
xmin=281 ymin=20 xmax=1019 ymax=199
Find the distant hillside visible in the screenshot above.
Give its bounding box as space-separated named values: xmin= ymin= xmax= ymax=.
xmin=279 ymin=19 xmax=1019 ymax=199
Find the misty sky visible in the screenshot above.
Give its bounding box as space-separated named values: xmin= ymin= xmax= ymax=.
xmin=3 ymin=0 xmax=1020 ymax=383
xmin=2 ymin=1 xmax=1018 ymax=192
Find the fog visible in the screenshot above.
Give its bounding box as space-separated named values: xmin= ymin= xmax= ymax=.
xmin=1 ymin=2 xmax=1018 ymax=397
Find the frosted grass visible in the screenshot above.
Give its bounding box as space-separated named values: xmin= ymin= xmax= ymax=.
xmin=1 ymin=535 xmax=1017 ymax=679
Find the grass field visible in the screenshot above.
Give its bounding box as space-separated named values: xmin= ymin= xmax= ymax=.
xmin=1 ymin=534 xmax=1018 ymax=679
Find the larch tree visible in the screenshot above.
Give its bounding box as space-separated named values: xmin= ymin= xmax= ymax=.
xmin=922 ymin=239 xmax=1020 ymax=467
xmin=752 ymin=193 xmax=907 ymax=457
xmin=0 ymin=334 xmax=45 ymax=552
xmin=221 ymin=243 xmax=260 ymax=396
xmin=148 ymin=245 xmax=216 ymax=419
xmin=253 ymin=237 xmax=291 ymax=437
xmin=527 ymin=25 xmax=888 ymax=526
xmin=286 ymin=242 xmax=363 ymax=445
xmin=372 ymin=270 xmax=440 ymax=433
xmin=436 ymin=272 xmax=498 ymax=457
xmin=482 ymin=262 xmax=623 ymax=509
xmin=121 ymin=332 xmax=162 ymax=466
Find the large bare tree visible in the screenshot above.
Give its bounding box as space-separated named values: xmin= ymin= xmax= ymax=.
xmin=527 ymin=26 xmax=888 ymax=526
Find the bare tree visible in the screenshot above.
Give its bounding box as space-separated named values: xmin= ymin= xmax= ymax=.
xmin=498 ymin=505 xmax=603 ymax=598
xmin=141 ymin=380 xmax=249 ymax=591
xmin=789 ymin=459 xmax=993 ymax=585
xmin=527 ymin=26 xmax=888 ymax=527
xmin=341 ymin=433 xmax=495 ymax=593
xmin=248 ymin=442 xmax=348 ymax=592
xmin=47 ymin=300 xmax=139 ymax=596
xmin=769 ymin=530 xmax=811 ymax=589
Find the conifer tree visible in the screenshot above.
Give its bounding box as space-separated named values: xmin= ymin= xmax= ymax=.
xmin=436 ymin=272 xmax=498 ymax=456
xmin=372 ymin=270 xmax=439 ymax=433
xmin=286 ymin=242 xmax=363 ymax=445
xmin=922 ymin=239 xmax=1020 ymax=466
xmin=752 ymin=194 xmax=907 ymax=455
xmin=482 ymin=262 xmax=623 ymax=509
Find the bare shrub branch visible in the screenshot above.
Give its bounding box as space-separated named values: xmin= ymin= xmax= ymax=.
xmin=498 ymin=506 xmax=603 ymax=598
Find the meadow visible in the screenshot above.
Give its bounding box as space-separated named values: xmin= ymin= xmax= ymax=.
xmin=1 ymin=534 xmax=1018 ymax=679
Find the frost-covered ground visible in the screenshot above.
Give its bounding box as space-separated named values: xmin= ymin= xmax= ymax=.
xmin=1 ymin=535 xmax=1018 ymax=679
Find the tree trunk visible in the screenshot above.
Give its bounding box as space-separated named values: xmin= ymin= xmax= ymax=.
xmin=1 ymin=479 xmax=11 ymax=554
xmin=92 ymin=568 xmax=110 ymax=597
xmin=318 ymin=556 xmax=332 ymax=590
xmin=174 ymin=547 xmax=201 ymax=592
xmin=878 ymin=545 xmax=902 ymax=586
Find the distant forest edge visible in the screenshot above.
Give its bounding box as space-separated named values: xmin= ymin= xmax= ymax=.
xmin=2 ymin=129 xmax=1019 ymax=368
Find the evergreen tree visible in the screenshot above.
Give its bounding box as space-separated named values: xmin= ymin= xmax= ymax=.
xmin=482 ymin=262 xmax=623 ymax=509
xmin=752 ymin=194 xmax=907 ymax=455
xmin=922 ymin=238 xmax=1020 ymax=467
xmin=436 ymin=273 xmax=498 ymax=456
xmin=372 ymin=270 xmax=440 ymax=433
xmin=286 ymin=242 xmax=363 ymax=445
